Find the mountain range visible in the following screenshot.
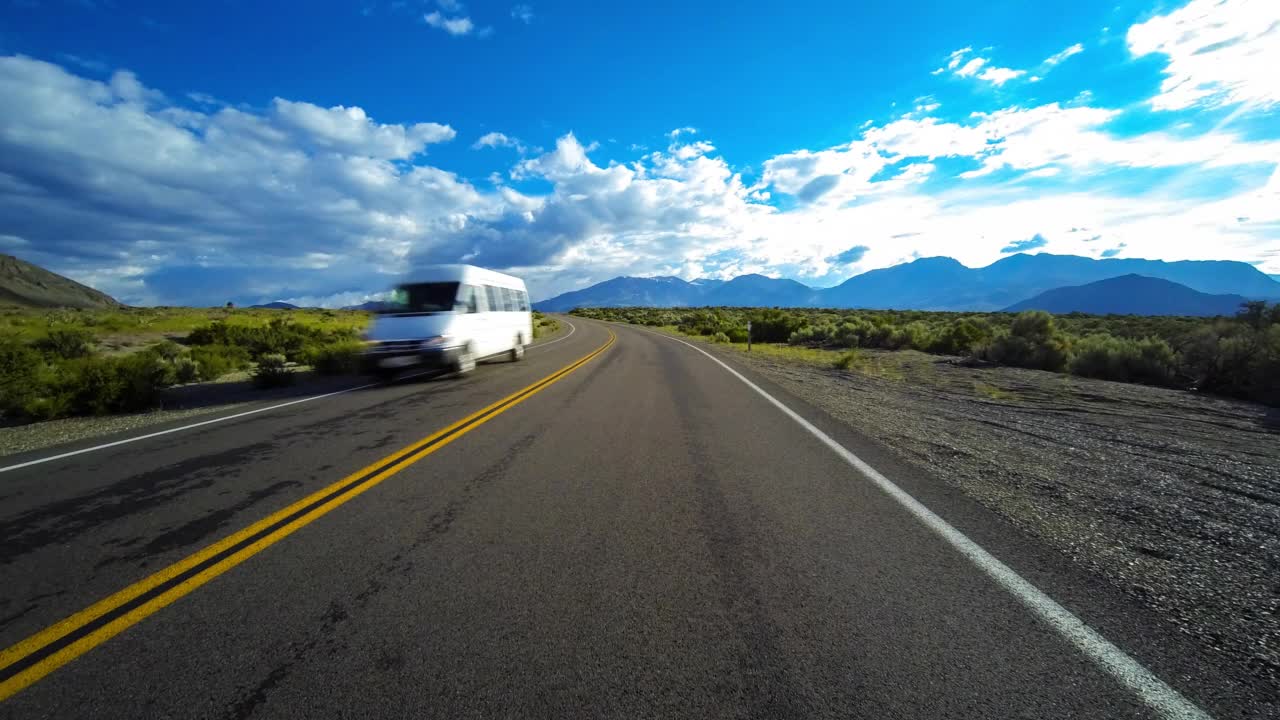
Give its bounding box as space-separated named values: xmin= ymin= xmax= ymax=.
xmin=534 ymin=253 xmax=1280 ymax=313
xmin=1004 ymin=275 xmax=1251 ymax=316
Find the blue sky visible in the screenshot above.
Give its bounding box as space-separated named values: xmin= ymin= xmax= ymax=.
xmin=0 ymin=0 xmax=1276 ymax=305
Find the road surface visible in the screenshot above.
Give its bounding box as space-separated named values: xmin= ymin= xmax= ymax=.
xmin=0 ymin=318 xmax=1245 ymax=718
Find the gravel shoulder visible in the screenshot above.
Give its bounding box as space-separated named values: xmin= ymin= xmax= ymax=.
xmin=684 ymin=334 xmax=1280 ymax=700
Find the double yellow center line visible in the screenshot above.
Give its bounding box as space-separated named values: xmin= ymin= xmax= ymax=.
xmin=0 ymin=329 xmax=615 ymax=701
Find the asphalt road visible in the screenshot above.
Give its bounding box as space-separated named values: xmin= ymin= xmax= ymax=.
xmin=0 ymin=318 xmax=1245 ymax=718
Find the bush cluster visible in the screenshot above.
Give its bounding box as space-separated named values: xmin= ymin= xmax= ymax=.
xmin=532 ymin=311 xmax=561 ymax=338
xmin=187 ymin=317 xmax=356 ymax=363
xmin=1 ymin=342 xmax=204 ymax=421
xmin=1 ymin=311 xmax=367 ymax=424
xmin=252 ymin=353 xmax=294 ymax=388
xmin=572 ymin=301 xmax=1280 ymax=405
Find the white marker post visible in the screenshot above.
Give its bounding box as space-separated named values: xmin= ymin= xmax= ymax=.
xmin=746 ymin=320 xmax=752 ymax=352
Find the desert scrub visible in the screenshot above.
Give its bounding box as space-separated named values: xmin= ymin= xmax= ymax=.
xmin=303 ymin=341 xmax=363 ymax=375
xmin=33 ymin=327 xmax=95 ymax=359
xmin=572 ymin=302 xmax=1280 ymax=405
xmin=189 ymin=344 xmax=252 ymax=381
xmin=532 ymin=311 xmax=560 ymax=338
xmin=252 ymin=353 xmax=294 ymax=388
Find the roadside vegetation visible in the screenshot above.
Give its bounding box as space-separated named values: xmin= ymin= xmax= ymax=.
xmin=532 ymin=311 xmax=560 ymax=339
xmin=0 ymin=306 xmax=369 ymax=423
xmin=572 ymin=302 xmax=1280 ymax=405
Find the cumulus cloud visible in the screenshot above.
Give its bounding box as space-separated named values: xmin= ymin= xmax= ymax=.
xmin=473 ymin=131 xmax=524 ymax=152
xmin=977 ymin=67 xmax=1025 ymax=86
xmin=0 ymin=55 xmax=480 ymax=304
xmin=424 ymin=11 xmax=475 ymax=36
xmin=3 ymin=21 xmax=1279 ymax=307
xmin=1128 ymin=0 xmax=1280 ymax=111
xmin=511 ymin=4 xmax=533 ymax=23
xmin=272 ymin=98 xmax=455 ymax=158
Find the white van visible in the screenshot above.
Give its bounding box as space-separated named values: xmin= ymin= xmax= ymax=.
xmin=361 ymin=265 xmax=534 ymax=379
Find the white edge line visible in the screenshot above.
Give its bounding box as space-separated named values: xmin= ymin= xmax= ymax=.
xmin=0 ymin=382 xmax=385 ymax=474
xmin=640 ymin=326 xmax=1212 ymax=720
xmin=2 ymin=319 xmax=583 ymax=474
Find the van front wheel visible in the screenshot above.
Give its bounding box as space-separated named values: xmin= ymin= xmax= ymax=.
xmin=453 ymin=345 xmax=476 ymax=375
xmin=509 ymin=336 xmax=525 ymax=362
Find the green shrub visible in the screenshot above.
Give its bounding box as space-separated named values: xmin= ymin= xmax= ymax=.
xmin=931 ymin=318 xmax=993 ymax=355
xmin=114 ymin=352 xmax=178 ymax=411
xmin=304 ymin=341 xmax=363 ymax=375
xmin=34 ymin=328 xmax=95 ymax=359
xmin=188 ymin=318 xmax=352 ymax=362
xmin=710 ymin=331 xmax=731 ymax=343
xmin=748 ymin=308 xmax=806 ymax=343
xmin=1070 ymin=335 xmax=1175 ymax=385
xmin=0 ymin=340 xmax=43 ymax=419
xmin=190 ymin=344 xmax=251 ymax=381
xmin=253 ymin=353 xmax=294 ymax=388
xmin=173 ymin=356 xmax=201 ymax=384
xmin=984 ymin=311 xmax=1071 ymax=372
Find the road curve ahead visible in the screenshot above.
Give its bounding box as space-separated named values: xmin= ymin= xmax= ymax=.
xmin=0 ymin=318 xmax=1235 ymax=718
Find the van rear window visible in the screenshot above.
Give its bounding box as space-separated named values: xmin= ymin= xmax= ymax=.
xmin=382 ymin=282 xmax=461 ymax=314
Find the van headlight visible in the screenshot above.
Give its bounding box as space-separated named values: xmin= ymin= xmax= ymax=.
xmin=420 ymin=335 xmax=456 ymax=349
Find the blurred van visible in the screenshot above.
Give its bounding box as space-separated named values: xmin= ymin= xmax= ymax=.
xmin=361 ymin=265 xmax=533 ymax=379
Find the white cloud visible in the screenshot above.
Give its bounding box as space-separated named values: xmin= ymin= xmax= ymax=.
xmin=977 ymin=67 xmax=1025 ymax=86
xmin=942 ymin=47 xmax=1029 ymax=87
xmin=511 ymin=4 xmax=533 ymax=23
xmin=272 ymin=98 xmax=455 ymax=158
xmin=955 ymin=57 xmax=986 ymax=77
xmin=473 ymin=131 xmax=524 ymax=152
xmin=1043 ymin=43 xmax=1084 ymax=67
xmin=1128 ymin=0 xmax=1280 ymax=110
xmin=424 ymin=11 xmax=475 ymax=36
xmin=2 ymin=42 xmax=1278 ymax=306
xmin=946 ymin=47 xmax=971 ymax=70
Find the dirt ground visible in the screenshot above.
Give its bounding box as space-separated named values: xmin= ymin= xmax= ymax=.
xmin=700 ymin=340 xmax=1280 ymax=698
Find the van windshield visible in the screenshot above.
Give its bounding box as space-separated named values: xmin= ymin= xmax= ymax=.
xmin=380 ymin=282 xmax=461 ymax=314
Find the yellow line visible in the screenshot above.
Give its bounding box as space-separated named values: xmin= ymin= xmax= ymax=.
xmin=0 ymin=330 xmax=615 ymax=701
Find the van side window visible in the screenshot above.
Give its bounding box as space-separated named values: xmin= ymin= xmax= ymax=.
xmin=485 ymin=285 xmax=499 ymax=313
xmin=517 ymin=290 xmax=530 ymax=311
xmin=456 ymin=285 xmax=479 ymax=313
xmin=501 ymin=287 xmax=515 ymax=311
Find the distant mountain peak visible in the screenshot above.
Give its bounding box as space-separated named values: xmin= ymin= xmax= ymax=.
xmin=1005 ymin=274 xmax=1249 ymax=316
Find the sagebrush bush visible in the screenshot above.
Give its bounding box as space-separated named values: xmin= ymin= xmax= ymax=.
xmin=1070 ymin=334 xmax=1175 ymax=385
xmin=304 ymin=342 xmax=363 ymax=375
xmin=253 ymin=353 xmax=294 ymax=388
xmin=34 ymin=328 xmax=95 ymax=359
xmin=983 ymin=311 xmax=1071 ymax=372
xmin=190 ymin=344 xmax=251 ymax=381
xmin=0 ymin=340 xmax=42 ymax=419
xmin=710 ymin=331 xmax=731 ymax=343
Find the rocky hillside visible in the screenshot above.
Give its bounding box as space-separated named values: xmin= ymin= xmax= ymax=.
xmin=0 ymin=254 xmax=121 ymax=309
